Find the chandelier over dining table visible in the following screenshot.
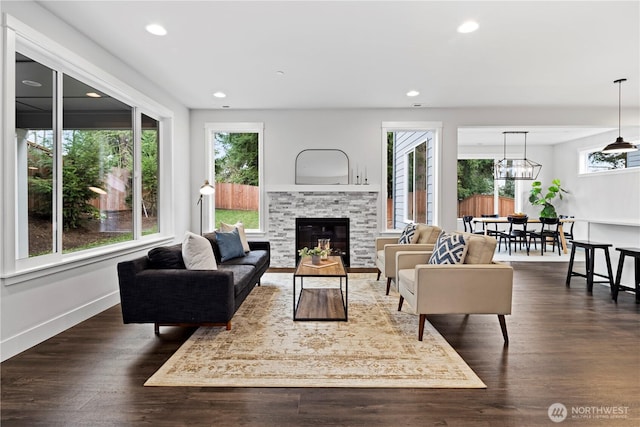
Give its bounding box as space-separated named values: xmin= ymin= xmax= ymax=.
xmin=494 ymin=131 xmax=542 ymax=180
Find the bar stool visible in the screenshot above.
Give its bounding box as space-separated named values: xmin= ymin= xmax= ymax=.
xmin=612 ymin=247 xmax=640 ymax=303
xmin=565 ymin=240 xmax=614 ymax=293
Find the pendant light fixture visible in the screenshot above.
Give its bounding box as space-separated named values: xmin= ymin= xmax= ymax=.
xmin=602 ymin=78 xmax=638 ymax=153
xmin=494 ymin=131 xmax=542 ymax=180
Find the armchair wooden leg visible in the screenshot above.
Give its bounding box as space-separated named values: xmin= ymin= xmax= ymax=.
xmin=418 ymin=314 xmax=427 ymax=341
xmin=498 ymin=315 xmax=509 ymax=344
xmin=154 ymin=323 xmax=160 ymax=335
xmin=386 ymin=277 xmax=392 ymax=295
xmin=376 ymin=269 xmax=381 ymax=281
xmin=398 ymin=295 xmax=404 ymax=311
xmin=226 ymin=322 xmax=232 ymax=330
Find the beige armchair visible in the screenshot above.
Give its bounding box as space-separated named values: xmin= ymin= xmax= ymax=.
xmin=395 ymin=233 xmax=513 ymax=343
xmin=375 ymin=224 xmax=441 ymax=295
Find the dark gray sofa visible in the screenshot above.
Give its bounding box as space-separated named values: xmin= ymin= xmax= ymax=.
xmin=117 ymin=233 xmax=270 ymax=333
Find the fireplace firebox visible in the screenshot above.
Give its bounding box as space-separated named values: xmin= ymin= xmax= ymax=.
xmin=295 ymin=218 xmax=350 ymax=267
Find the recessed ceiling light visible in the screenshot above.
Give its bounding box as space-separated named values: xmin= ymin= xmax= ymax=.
xmin=145 ymin=24 xmax=167 ymax=36
xmin=213 ymin=91 xmax=227 ymax=98
xmin=457 ymin=20 xmax=479 ymax=34
xmin=276 ymin=70 xmax=285 ymax=76
xmin=22 ymin=79 xmax=42 ymax=87
xmin=86 ymin=92 xmax=101 ymax=98
xmin=407 ymin=90 xmax=420 ymax=97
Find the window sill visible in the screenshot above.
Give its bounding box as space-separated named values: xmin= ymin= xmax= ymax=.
xmin=1 ymin=235 xmax=174 ymax=286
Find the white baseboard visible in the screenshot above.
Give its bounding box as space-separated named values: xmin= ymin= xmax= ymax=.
xmin=0 ymin=291 xmax=120 ymax=362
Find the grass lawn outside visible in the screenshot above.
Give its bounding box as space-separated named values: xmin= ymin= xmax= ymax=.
xmin=215 ymin=209 xmax=259 ymax=229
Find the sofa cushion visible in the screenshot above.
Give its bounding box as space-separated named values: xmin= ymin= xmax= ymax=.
xmin=221 ymin=249 xmax=269 ymax=271
xmin=217 ymin=264 xmax=256 ymax=299
xmin=220 ymin=221 xmax=250 ymax=252
xmin=202 ymin=232 xmax=222 ymax=263
xmin=415 ymin=224 xmax=442 ymax=244
xmin=428 ymin=231 xmax=468 ymax=265
xmin=398 ymin=268 xmax=416 ymax=294
xmin=460 ymin=233 xmax=497 ymax=264
xmin=215 ymin=228 xmax=246 ymax=262
xmin=398 ymin=223 xmax=418 ymax=244
xmin=148 ymin=244 xmax=185 ymax=269
xmin=182 ymin=232 xmax=218 ymax=270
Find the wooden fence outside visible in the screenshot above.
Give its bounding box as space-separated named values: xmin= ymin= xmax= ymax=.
xmin=458 ymin=194 xmax=514 ymax=218
xmin=215 ymin=183 xmax=259 ymax=211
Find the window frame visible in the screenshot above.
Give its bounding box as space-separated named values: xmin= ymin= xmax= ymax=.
xmin=578 ymin=143 xmax=640 ymax=175
xmin=204 ymin=122 xmax=265 ymax=234
xmin=2 ymin=15 xmax=175 ymax=284
xmin=381 ymin=121 xmax=442 ymax=232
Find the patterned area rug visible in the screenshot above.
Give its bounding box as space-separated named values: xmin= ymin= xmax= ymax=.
xmin=145 ymin=273 xmax=486 ymax=388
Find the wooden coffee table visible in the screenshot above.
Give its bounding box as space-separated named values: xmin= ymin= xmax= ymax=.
xmin=293 ymin=256 xmax=348 ymax=321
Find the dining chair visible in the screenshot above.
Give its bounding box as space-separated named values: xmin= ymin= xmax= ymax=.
xmin=481 ymin=213 xmax=503 ymax=237
xmin=498 ymin=216 xmax=529 ymax=255
xmin=528 ymin=217 xmax=562 ymax=255
xmin=462 ymin=216 xmax=484 ymax=234
xmin=559 ymin=215 xmax=575 ymax=241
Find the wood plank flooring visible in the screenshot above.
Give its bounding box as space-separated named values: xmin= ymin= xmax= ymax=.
xmin=2 ymin=262 xmax=639 ymax=426
xmin=295 ymin=288 xmax=346 ymax=320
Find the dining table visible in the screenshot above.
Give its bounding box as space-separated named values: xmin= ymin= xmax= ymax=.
xmin=473 ymin=217 xmax=575 ymax=254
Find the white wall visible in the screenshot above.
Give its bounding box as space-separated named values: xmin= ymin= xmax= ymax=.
xmin=0 ymin=1 xmax=191 ymax=360
xmin=191 ymin=106 xmax=639 ymax=233
xmin=552 ymin=128 xmax=640 ymax=285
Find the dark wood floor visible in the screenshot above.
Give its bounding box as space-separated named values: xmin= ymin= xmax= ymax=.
xmin=2 ymin=262 xmax=639 ymax=426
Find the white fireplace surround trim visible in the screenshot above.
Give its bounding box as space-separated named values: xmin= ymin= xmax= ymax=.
xmin=266 ymin=184 xmax=380 ymax=193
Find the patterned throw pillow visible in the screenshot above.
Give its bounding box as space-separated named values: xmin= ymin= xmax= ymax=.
xmin=428 ymin=231 xmax=468 ymax=264
xmin=398 ymin=223 xmax=418 ymax=244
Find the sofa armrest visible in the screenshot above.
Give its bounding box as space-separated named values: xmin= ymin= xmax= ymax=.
xmin=414 ymin=262 xmax=513 ymax=314
xmin=382 ymin=244 xmax=435 ymax=277
xmin=375 ymin=237 xmax=399 ymax=251
xmin=118 ymin=265 xmax=236 ymax=324
xmin=396 ymin=250 xmax=433 ymax=271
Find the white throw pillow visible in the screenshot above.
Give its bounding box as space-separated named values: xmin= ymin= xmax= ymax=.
xmin=220 ymin=221 xmax=250 ymax=252
xmin=182 ymin=232 xmax=217 ymax=270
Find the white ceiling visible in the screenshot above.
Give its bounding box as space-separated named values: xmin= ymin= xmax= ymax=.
xmin=457 ymin=126 xmax=616 ymax=146
xmin=36 ymin=0 xmax=640 ymax=111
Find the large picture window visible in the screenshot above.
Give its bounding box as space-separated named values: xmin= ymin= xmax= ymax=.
xmin=205 ymin=123 xmax=264 ymax=232
xmin=14 ymin=51 xmax=161 ymax=260
xmin=457 ymin=158 xmax=515 ymax=218
xmin=383 ymin=122 xmax=440 ymax=231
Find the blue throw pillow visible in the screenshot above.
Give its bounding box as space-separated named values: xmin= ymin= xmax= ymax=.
xmin=428 ymin=231 xmax=468 ymax=265
xmin=215 ymin=228 xmax=246 ymax=262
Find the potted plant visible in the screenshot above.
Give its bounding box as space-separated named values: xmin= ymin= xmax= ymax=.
xmin=529 ymin=179 xmax=570 ymax=218
xmin=298 ymin=246 xmax=330 ymax=265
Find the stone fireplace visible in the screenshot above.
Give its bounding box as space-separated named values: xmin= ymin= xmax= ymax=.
xmin=267 ymin=189 xmax=379 ymax=268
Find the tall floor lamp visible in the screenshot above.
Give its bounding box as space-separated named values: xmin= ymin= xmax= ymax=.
xmin=197 ymin=180 xmax=215 ymax=235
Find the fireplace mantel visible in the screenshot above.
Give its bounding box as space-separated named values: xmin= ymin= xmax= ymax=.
xmin=266 ymin=184 xmax=380 ymax=193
